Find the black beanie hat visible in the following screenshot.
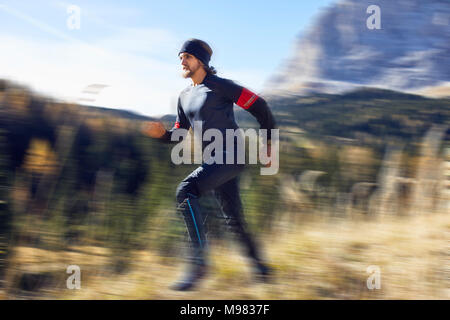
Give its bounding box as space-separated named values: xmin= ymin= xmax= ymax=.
xmin=179 ymin=39 xmax=212 ymax=67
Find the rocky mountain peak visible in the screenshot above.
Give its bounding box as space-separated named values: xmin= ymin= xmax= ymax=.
xmin=265 ymin=0 xmax=450 ymax=97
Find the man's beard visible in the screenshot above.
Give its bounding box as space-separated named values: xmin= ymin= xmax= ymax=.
xmin=181 ymin=65 xmax=199 ymax=79
xmin=182 ymin=69 xmax=193 ymax=78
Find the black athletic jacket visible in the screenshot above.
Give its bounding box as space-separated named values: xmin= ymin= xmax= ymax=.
xmin=162 ymin=73 xmax=276 ymax=146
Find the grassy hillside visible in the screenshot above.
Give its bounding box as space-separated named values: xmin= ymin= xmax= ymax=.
xmin=0 ymin=80 xmax=448 ymax=299
xmin=238 ymin=88 xmax=449 ymax=144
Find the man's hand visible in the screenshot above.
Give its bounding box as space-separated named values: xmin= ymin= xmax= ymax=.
xmin=262 ymin=140 xmax=272 ymax=168
xmin=141 ymin=121 xmax=167 ymax=139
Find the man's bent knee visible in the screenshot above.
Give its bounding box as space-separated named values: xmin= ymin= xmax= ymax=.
xmin=176 ymin=180 xmax=199 ymax=204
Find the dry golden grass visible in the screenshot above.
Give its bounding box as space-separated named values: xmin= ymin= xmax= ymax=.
xmin=1 ymin=211 xmax=448 ymax=300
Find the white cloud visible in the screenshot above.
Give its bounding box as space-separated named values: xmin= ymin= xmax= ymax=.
xmin=0 ymin=26 xmax=271 ymax=117
xmin=97 ymin=27 xmax=181 ymax=56
xmin=220 ymin=68 xmax=269 ymax=95
xmin=0 ymin=29 xmax=187 ymax=116
xmin=0 ymin=3 xmax=272 ymax=117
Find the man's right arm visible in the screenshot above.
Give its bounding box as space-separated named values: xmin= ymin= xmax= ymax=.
xmin=142 ymin=98 xmax=190 ymax=143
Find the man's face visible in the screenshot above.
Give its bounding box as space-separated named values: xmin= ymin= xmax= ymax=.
xmin=179 ymin=52 xmax=202 ymax=78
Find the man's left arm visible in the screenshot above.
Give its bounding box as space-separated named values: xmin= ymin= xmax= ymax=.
xmin=214 ymin=78 xmax=277 ymax=140
xmin=236 ymin=88 xmax=276 ymax=142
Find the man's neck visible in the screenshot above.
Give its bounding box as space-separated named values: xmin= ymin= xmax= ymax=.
xmin=191 ymin=68 xmax=207 ymax=86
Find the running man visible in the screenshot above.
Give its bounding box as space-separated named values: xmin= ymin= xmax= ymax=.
xmin=142 ymin=39 xmax=276 ymax=291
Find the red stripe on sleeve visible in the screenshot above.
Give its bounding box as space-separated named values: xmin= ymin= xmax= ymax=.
xmin=236 ymin=88 xmax=258 ymax=109
xmin=174 ymin=121 xmax=180 ymax=129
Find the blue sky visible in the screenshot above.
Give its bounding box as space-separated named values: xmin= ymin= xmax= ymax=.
xmin=0 ymin=0 xmax=336 ymax=116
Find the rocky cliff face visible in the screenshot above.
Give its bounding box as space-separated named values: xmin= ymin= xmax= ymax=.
xmin=265 ymin=0 xmax=450 ymax=97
